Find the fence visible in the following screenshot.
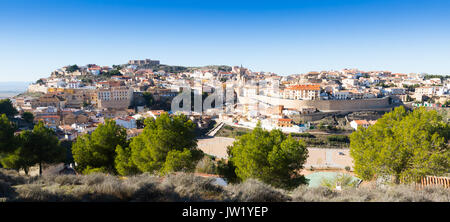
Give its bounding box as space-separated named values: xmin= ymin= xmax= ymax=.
xmin=419 ymin=176 xmax=450 ymax=189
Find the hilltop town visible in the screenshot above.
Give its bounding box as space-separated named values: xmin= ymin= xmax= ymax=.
xmin=10 ymin=59 xmax=450 ymax=142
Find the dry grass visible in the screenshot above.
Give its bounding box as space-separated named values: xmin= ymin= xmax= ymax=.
xmin=13 ymin=184 xmax=77 ymax=202
xmin=0 ymin=168 xmax=29 ymax=185
xmin=291 ymin=186 xmax=338 ymax=202
xmin=0 ymin=179 xmax=14 ymax=198
xmin=1 ymin=168 xmax=449 ymax=202
xmin=161 ymin=173 xmax=229 ymax=201
xmin=290 ymin=184 xmax=450 ymax=202
xmin=195 ymin=156 xmax=216 ymax=174
xmin=226 ymin=179 xmax=291 ymax=202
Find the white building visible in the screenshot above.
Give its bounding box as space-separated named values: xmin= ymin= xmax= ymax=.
xmin=350 ymin=120 xmax=376 ymax=130
xmin=282 ymin=85 xmax=320 ymax=100
xmin=333 ymin=91 xmax=351 ymax=100
xmin=115 ymin=116 xmax=137 ymax=129
xmin=47 ymin=79 xmax=66 ymax=88
xmin=67 ymin=81 xmax=81 ymax=89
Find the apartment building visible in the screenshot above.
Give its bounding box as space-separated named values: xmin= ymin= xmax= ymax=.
xmin=282 ymin=85 xmax=320 ymax=100
xmin=97 ymin=86 xmax=133 ymax=109
xmin=415 ymin=86 xmax=439 ymax=96
xmin=63 ymin=90 xmax=85 ymax=108
xmin=31 ymin=94 xmax=66 ymax=109
xmin=33 ymin=106 xmax=60 ymax=128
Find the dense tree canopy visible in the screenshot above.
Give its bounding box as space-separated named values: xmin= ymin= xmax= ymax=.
xmin=0 ymin=99 xmax=18 ymax=118
xmin=21 ymin=112 xmax=34 ymax=124
xmin=1 ymin=121 xmax=65 ymax=175
xmin=20 ymin=122 xmax=65 ymax=175
xmin=36 ymin=79 xmax=45 ymax=85
xmin=141 ymin=92 xmax=172 ymax=111
xmin=66 ymin=65 xmax=79 ymax=73
xmin=228 ymin=123 xmax=309 ymax=189
xmin=115 ymin=145 xmax=140 ymax=176
xmin=0 ymin=114 xmax=16 ymax=155
xmin=161 ymin=148 xmax=197 ymax=174
xmin=142 ymin=92 xmax=155 ymax=108
xmin=423 ymin=74 xmax=449 ymax=81
xmin=101 ymin=69 xmax=122 ymax=78
xmin=350 ymin=106 xmax=450 ymax=184
xmin=72 ymin=119 xmax=127 ymax=174
xmin=117 ymin=113 xmax=202 ymax=175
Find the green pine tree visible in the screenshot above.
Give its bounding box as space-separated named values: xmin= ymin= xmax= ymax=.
xmin=350 ymin=106 xmax=450 ymax=184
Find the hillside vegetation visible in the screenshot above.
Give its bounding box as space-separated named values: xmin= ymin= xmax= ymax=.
xmin=1 ymin=169 xmax=449 ymax=202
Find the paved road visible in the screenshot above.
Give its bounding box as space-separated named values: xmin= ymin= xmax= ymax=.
xmin=207 ymin=121 xmax=225 ymax=137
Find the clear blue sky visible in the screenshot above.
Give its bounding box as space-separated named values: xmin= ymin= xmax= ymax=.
xmin=1 ymin=0 xmax=450 ymax=82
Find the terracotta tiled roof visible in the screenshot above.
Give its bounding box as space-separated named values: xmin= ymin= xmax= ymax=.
xmin=39 ymin=115 xmax=60 ymax=119
xmin=286 ymin=85 xmax=320 ymax=91
xmin=353 ymin=120 xmax=369 ymax=125
xmin=149 ymin=110 xmax=166 ymax=115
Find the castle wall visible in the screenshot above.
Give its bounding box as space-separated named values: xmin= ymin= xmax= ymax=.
xmin=238 ymin=95 xmax=392 ymax=112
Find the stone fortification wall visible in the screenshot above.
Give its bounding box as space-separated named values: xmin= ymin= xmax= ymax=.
xmin=238 ymin=95 xmax=392 ymax=112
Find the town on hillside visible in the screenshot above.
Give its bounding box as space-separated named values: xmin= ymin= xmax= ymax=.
xmin=12 ymin=59 xmax=450 ymax=139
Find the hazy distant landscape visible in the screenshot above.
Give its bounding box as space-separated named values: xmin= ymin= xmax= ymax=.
xmin=0 ymin=82 xmax=30 ymax=99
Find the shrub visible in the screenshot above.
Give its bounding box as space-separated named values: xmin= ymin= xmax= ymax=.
xmin=334 ymin=187 xmax=378 ymax=202
xmin=379 ymin=185 xmax=450 ymax=202
xmin=305 ymin=138 xmax=325 ymax=146
xmin=216 ymin=159 xmax=239 ymax=184
xmin=320 ymin=173 xmax=359 ymax=190
xmin=42 ymin=164 xmax=65 ymax=176
xmin=32 ymin=174 xmax=57 ymax=185
xmin=54 ymin=175 xmax=83 ymax=186
xmin=291 ymin=185 xmax=450 ymax=202
xmin=292 ymin=133 xmax=315 ymax=138
xmin=2 ymin=169 xmax=449 ymax=202
xmin=14 ymin=184 xmax=75 ymax=202
xmin=123 ymin=173 xmax=160 ymax=188
xmin=195 ymin=156 xmax=216 ymax=174
xmin=227 ymin=179 xmax=290 ymax=202
xmin=326 ymin=135 xmax=349 ymax=143
xmin=0 ymin=169 xmax=28 ymax=185
xmin=291 ymin=186 xmax=338 ymax=202
xmin=161 ymin=173 xmax=228 ymax=201
xmin=223 ymin=125 xmax=234 ymax=131
xmin=82 ymin=166 xmax=109 ymax=175
xmin=132 ymin=182 xmax=181 ymax=202
xmin=234 ymin=131 xmax=247 ymax=137
xmin=0 ymin=179 xmax=14 ymax=198
xmin=82 ymin=173 xmax=110 ymax=186
xmin=83 ymin=178 xmax=134 ymax=201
